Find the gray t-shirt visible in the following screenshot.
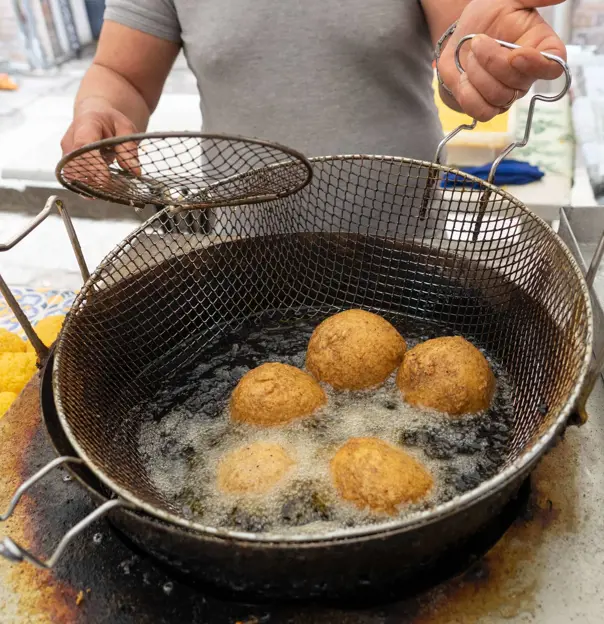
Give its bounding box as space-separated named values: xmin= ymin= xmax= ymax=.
xmin=104 ymin=0 xmax=442 ymax=162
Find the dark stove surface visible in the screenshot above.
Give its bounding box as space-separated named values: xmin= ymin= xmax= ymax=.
xmin=0 ymin=377 xmax=576 ymax=624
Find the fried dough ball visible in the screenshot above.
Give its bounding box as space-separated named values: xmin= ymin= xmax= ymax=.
xmin=306 ymin=309 xmax=406 ymax=390
xmin=330 ymin=437 xmax=433 ymax=514
xmin=230 ymin=363 xmax=326 ymax=426
xmin=217 ymin=441 xmax=295 ymax=495
xmin=397 ymin=336 xmax=495 ymax=416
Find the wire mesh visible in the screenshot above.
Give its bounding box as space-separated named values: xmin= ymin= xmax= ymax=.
xmin=56 ymin=133 xmax=313 ymax=210
xmin=53 ymin=155 xmax=591 ymax=538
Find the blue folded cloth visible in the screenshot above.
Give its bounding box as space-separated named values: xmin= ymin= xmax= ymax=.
xmin=440 ymin=159 xmax=544 ymax=189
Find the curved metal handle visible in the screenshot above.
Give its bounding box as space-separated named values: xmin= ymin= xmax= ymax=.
xmin=454 ymin=34 xmax=571 ymax=183
xmin=433 ymin=23 xmax=572 ymax=170
xmin=0 ymin=456 xmax=128 ymax=569
xmin=0 ymin=195 xmax=89 ymax=360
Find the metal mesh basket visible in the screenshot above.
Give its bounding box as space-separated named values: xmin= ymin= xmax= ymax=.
xmin=47 ymin=34 xmax=591 ymax=542
xmin=52 ymin=152 xmax=591 ymax=539
xmin=56 ymin=133 xmax=313 ymax=210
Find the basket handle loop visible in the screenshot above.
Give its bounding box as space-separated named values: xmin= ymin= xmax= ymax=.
xmin=0 ymin=195 xmax=89 ymax=360
xmin=0 ymin=456 xmax=129 ymax=569
xmin=434 ymin=23 xmax=572 ymax=170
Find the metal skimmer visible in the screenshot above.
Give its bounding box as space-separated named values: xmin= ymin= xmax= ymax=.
xmin=56 ymin=133 xmax=314 ymax=211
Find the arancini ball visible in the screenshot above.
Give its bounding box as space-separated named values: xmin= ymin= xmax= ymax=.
xmin=306 ymin=309 xmax=406 ymax=391
xmin=230 ymin=362 xmax=326 ymax=426
xmin=397 ymin=336 xmax=495 ymax=416
xmin=217 ymin=441 xmax=295 ymax=495
xmin=330 ymin=437 xmax=433 ymax=514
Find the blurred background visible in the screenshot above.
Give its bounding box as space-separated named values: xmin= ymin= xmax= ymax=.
xmin=0 ymin=1 xmax=603 ymax=290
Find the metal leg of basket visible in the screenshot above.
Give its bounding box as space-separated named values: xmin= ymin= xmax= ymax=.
xmin=0 ymin=456 xmax=83 ymax=521
xmin=572 ymin=226 xmax=604 ymax=424
xmin=0 ymin=195 xmax=90 ymax=360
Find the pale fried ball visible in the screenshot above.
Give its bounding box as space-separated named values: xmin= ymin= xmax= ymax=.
xmin=330 ymin=437 xmax=433 ymax=514
xmin=306 ymin=309 xmax=406 ymax=390
xmin=230 ymin=362 xmax=326 ymax=426
xmin=397 ymin=336 xmax=495 ymax=416
xmin=217 ymin=441 xmax=295 ymax=495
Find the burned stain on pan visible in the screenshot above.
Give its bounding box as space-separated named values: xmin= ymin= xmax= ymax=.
xmin=406 ymin=431 xmax=580 ymax=623
xmin=0 ymin=376 xmax=79 ymax=624
xmin=0 ymin=375 xmax=583 ymax=623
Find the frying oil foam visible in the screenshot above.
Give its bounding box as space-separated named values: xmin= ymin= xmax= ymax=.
xmin=137 ymin=316 xmax=514 ymax=536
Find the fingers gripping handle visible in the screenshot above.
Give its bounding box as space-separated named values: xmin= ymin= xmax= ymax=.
xmin=0 ymin=456 xmax=127 ymax=569
xmin=432 ymin=24 xmax=571 ymax=240
xmin=433 ymin=24 xmax=572 ymax=171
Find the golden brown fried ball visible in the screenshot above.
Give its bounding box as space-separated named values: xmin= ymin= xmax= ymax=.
xmin=230 ymin=362 xmax=326 ymax=426
xmin=306 ymin=309 xmax=406 ymax=391
xmin=397 ymin=336 xmax=495 ymax=416
xmin=330 ymin=437 xmax=433 ymax=514
xmin=217 ymin=441 xmax=295 ymax=495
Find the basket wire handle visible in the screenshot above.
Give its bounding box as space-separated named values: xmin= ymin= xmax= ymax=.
xmin=0 ymin=196 xmax=90 ymax=360
xmin=0 ymin=456 xmax=130 ymax=569
xmin=430 ymin=24 xmax=571 ymax=237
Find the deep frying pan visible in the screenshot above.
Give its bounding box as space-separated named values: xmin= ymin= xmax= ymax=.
xmin=0 ymin=33 xmax=599 ymax=600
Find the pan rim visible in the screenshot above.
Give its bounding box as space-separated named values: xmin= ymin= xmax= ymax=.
xmin=52 ymin=154 xmax=594 ymax=544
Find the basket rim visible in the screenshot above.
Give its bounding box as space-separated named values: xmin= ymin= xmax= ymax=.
xmin=52 ymin=154 xmax=594 ymax=544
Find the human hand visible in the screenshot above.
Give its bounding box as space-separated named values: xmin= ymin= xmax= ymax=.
xmin=60 ymin=98 xmax=140 ymax=188
xmin=437 ymin=0 xmax=567 ymax=122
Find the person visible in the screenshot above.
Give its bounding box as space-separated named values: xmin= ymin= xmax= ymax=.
xmin=61 ymin=0 xmax=566 ymax=166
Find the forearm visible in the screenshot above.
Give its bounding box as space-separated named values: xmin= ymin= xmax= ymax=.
xmin=74 ymin=63 xmax=152 ymax=132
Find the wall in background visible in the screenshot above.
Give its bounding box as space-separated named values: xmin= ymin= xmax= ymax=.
xmin=0 ymin=0 xmax=92 ymax=70
xmin=572 ymin=0 xmax=604 ymax=51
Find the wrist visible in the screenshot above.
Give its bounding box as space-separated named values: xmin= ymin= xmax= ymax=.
xmin=74 ymin=95 xmax=115 ymax=116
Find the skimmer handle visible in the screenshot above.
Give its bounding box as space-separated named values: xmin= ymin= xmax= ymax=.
xmin=433 ymin=23 xmax=571 ymax=239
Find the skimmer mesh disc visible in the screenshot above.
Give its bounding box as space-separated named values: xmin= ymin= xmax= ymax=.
xmin=56 ymin=133 xmax=313 ymax=210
